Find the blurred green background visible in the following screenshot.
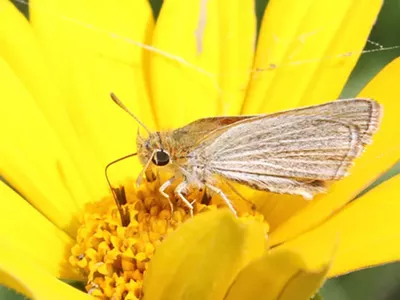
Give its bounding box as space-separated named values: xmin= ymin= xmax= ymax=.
xmin=2 ymin=0 xmax=399 ymax=299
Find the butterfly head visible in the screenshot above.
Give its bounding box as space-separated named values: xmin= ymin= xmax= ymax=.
xmin=137 ymin=132 xmax=171 ymax=167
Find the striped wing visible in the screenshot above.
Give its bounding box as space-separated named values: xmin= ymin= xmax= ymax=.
xmin=188 ymin=99 xmax=382 ymax=198
xmin=261 ymin=98 xmax=381 ymax=144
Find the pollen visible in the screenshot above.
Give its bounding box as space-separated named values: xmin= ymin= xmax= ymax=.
xmin=69 ymin=179 xmax=269 ymax=299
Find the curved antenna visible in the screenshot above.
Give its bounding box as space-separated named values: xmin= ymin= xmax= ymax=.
xmin=105 ymin=152 xmax=138 ymax=226
xmin=110 ymin=92 xmax=152 ymax=135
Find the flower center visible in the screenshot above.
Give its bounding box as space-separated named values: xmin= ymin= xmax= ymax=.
xmin=69 ymin=179 xmax=268 ymax=299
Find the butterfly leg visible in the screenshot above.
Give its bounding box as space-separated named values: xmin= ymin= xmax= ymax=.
xmin=223 ymin=180 xmax=257 ymax=211
xmin=205 ymin=184 xmax=237 ymax=217
xmin=174 ymin=182 xmax=194 ymax=217
xmin=159 ymin=176 xmax=176 ymax=214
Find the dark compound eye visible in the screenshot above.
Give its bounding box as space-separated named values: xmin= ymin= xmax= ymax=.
xmin=152 ymin=150 xmax=170 ymax=166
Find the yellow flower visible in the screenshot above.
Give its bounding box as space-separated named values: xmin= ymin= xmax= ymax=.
xmin=0 ymin=0 xmax=399 ymax=299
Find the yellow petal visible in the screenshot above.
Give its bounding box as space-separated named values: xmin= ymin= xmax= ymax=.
xmin=143 ymin=209 xmax=267 ymax=300
xmin=150 ymin=0 xmax=256 ymax=129
xmin=0 ymin=57 xmax=85 ymax=236
xmin=30 ymin=0 xmax=155 ymax=180
xmin=275 ymin=175 xmax=400 ymax=278
xmin=243 ymin=0 xmax=382 ymax=114
xmin=255 ymin=193 xmax=309 ymax=232
xmin=0 ymin=182 xmax=81 ymax=280
xmin=269 ymin=57 xmax=400 ymax=246
xmin=0 ymin=245 xmax=90 ymax=300
xmin=225 ymin=250 xmax=331 ymax=300
xmin=0 ymin=0 xmax=108 ymax=202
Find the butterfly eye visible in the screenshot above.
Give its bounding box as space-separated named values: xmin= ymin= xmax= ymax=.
xmin=152 ymin=150 xmax=170 ymax=166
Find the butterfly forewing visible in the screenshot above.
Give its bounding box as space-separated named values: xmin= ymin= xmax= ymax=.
xmin=186 ymin=99 xmax=382 ymax=198
xmin=257 ymin=98 xmax=381 ymax=144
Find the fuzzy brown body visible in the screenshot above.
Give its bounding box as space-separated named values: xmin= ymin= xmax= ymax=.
xmin=133 ymin=99 xmax=382 ymax=213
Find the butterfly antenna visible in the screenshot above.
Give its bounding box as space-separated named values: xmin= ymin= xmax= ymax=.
xmin=105 ymin=152 xmax=138 ymax=226
xmin=110 ymin=92 xmax=152 ymax=135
